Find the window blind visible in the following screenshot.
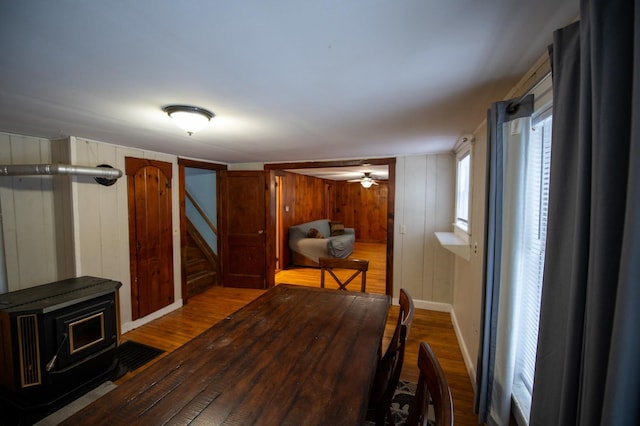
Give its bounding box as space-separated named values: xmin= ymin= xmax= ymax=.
xmin=512 ymin=114 xmax=552 ymax=424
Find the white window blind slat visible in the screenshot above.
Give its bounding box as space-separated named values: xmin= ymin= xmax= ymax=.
xmin=512 ymin=114 xmax=552 ymax=423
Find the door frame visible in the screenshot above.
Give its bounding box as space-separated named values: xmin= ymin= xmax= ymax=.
xmin=177 ymin=158 xmax=227 ymax=304
xmin=264 ymin=157 xmax=396 ymax=296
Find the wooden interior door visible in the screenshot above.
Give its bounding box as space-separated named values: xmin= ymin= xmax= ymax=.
xmin=219 ymin=170 xmax=267 ymax=288
xmin=126 ymin=157 xmax=174 ymax=320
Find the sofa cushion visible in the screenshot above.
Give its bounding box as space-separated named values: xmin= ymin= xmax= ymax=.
xmin=329 ymin=221 xmax=345 ymax=236
xmin=307 ymin=228 xmax=324 ymax=238
xmin=288 ymin=219 xmax=355 ymax=264
xmin=327 ymin=233 xmax=355 ymax=258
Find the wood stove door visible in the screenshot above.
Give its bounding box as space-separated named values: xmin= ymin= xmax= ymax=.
xmin=126 ymin=157 xmax=175 ymax=320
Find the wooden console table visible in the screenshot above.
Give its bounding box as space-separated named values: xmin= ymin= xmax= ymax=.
xmin=63 ymin=284 xmax=390 ymax=425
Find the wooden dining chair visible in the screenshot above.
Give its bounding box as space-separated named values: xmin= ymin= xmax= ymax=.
xmin=367 ymin=288 xmax=415 ymax=425
xmin=406 ymin=342 xmax=454 ymax=426
xmin=319 ymin=257 xmax=369 ymax=292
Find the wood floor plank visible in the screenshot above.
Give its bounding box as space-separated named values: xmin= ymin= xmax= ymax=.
xmin=118 ymin=243 xmax=479 ymax=425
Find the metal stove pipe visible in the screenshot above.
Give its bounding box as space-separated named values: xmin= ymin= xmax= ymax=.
xmin=0 ymin=164 xmax=123 ymax=179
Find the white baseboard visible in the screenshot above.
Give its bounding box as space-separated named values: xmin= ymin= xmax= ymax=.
xmin=391 ymin=297 xmax=451 ymax=312
xmin=450 ymin=307 xmax=477 ymax=392
xmin=395 ymin=298 xmax=477 ymax=392
xmin=120 ymin=299 xmax=183 ymax=334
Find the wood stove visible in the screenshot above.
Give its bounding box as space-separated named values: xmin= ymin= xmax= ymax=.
xmin=0 ymin=276 xmax=121 ymax=412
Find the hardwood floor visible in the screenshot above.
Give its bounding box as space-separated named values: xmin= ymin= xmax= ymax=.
xmin=119 ymin=242 xmax=479 ymax=425
xmin=276 ymin=241 xmax=388 ymax=294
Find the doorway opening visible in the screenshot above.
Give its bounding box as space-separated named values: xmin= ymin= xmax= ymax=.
xmin=177 ymin=159 xmax=227 ymax=303
xmin=265 ymin=158 xmax=395 ymax=296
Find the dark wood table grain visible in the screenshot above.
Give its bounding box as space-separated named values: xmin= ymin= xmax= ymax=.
xmin=62 ymin=284 xmax=390 ymax=425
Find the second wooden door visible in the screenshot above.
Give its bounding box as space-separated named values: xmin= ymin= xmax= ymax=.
xmin=218 ymin=171 xmax=267 ymax=288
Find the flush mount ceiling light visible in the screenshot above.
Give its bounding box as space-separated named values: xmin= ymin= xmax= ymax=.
xmin=162 ymin=105 xmax=214 ymax=136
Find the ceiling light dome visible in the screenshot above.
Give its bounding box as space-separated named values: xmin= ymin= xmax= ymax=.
xmin=163 ymin=105 xmax=214 ymax=135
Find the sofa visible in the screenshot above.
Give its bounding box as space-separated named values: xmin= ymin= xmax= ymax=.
xmin=288 ymin=219 xmax=355 ymax=266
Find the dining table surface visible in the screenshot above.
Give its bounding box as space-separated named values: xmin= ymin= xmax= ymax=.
xmin=61 ymin=284 xmax=391 ymax=425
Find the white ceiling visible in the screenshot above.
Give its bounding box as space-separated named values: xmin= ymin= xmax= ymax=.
xmin=0 ymin=1 xmax=578 ymax=165
xmin=286 ymin=165 xmax=389 ymax=182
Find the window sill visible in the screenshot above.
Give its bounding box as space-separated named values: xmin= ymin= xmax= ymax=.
xmin=435 ymin=232 xmax=470 ymax=261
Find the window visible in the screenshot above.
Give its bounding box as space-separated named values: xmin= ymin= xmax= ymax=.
xmin=455 ymin=138 xmax=472 ymax=234
xmin=512 ymin=110 xmax=552 ymax=424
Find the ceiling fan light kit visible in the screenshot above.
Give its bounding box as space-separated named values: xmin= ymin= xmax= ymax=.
xmin=162 ymin=105 xmax=214 ymax=136
xmin=348 ymin=172 xmax=379 ymax=188
xmin=360 ymin=177 xmax=374 ymax=188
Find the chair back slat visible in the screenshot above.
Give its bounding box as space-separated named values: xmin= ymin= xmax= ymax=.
xmin=319 ymin=257 xmax=369 ymax=292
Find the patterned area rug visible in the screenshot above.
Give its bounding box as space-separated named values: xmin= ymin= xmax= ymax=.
xmin=388 ymin=380 xmax=417 ymax=425
xmin=388 ymin=380 xmax=436 ymax=426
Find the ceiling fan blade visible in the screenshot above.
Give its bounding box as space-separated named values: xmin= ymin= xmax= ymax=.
xmin=347 ymin=178 xmax=361 ymax=182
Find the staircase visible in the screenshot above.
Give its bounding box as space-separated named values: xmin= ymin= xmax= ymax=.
xmin=185 ymin=220 xmax=218 ymax=299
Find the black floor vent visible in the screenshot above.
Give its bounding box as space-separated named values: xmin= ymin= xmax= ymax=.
xmin=114 ymin=341 xmax=164 ymax=378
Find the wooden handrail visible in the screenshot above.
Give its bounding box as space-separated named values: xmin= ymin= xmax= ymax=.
xmin=186 ymin=190 xmax=218 ymax=236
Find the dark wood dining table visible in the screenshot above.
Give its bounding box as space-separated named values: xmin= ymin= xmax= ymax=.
xmin=62 ymin=284 xmax=390 ymax=425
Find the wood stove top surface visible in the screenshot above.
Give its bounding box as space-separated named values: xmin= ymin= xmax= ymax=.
xmin=0 ymin=276 xmax=122 ymax=313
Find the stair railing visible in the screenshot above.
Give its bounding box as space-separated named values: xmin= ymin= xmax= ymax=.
xmin=186 ymin=190 xmax=218 ymax=238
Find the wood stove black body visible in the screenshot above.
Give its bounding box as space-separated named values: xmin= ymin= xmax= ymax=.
xmin=0 ymin=276 xmax=121 ymax=414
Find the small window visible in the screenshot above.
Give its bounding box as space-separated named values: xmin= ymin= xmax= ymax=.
xmin=455 ymin=139 xmax=472 ymax=234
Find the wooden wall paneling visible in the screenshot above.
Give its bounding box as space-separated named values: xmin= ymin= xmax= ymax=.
xmin=324 ymin=181 xmax=334 ymax=222
xmin=433 ymin=154 xmax=455 ymax=303
xmin=73 ymin=138 xmax=126 ymax=280
xmin=385 ymin=160 xmax=396 ymax=296
xmin=365 ymin=182 xmax=388 ymax=243
xmin=332 ymin=181 xmax=387 ymax=243
xmin=392 ymin=156 xmax=406 ymax=300
xmin=284 ymin=171 xmax=327 ymax=224
xmin=5 ymin=134 xmax=57 ymax=290
xmin=422 ymin=155 xmax=437 ymax=301
xmin=73 ymin=139 xmax=103 ymax=276
xmin=333 ymin=181 xmax=352 ymax=228
xmin=96 ymin=142 xmax=121 ymax=277
xmin=51 ymin=138 xmax=75 ymax=280
xmin=0 ymin=134 xmax=19 ymax=290
xmin=37 ymin=137 xmax=57 ymax=283
xmin=399 ymin=155 xmax=428 ymax=301
xmin=280 ymin=171 xmax=329 ymax=267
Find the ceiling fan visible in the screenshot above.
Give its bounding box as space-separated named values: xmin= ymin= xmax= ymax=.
xmin=348 ymin=172 xmax=379 ymax=188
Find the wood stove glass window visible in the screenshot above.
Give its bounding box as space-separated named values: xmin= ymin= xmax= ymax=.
xmin=69 ymin=312 xmax=105 ymax=354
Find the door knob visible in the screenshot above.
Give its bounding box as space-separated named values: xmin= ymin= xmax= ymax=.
xmin=258 ymin=230 xmax=264 ymax=234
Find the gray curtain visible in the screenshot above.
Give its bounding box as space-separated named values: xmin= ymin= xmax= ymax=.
xmin=530 ymin=0 xmax=640 ymax=424
xmin=474 ymin=95 xmax=534 ymax=424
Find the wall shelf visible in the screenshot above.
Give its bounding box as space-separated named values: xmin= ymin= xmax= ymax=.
xmin=435 ymin=232 xmax=470 ymax=261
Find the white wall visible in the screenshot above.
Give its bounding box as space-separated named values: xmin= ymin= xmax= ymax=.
xmin=0 ymin=133 xmax=59 ymax=290
xmin=0 ymin=132 xmax=183 ymax=332
xmin=393 ymin=153 xmax=455 ymax=309
xmin=450 ymin=125 xmax=487 ymax=386
xmin=70 ymin=137 xmax=183 ymax=332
